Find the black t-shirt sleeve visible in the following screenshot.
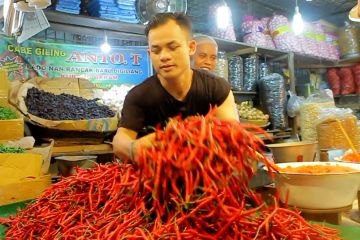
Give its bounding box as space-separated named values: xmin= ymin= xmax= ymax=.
xmin=207 ymin=74 xmax=231 ymax=106
xmin=119 ymin=90 xmax=145 ymax=133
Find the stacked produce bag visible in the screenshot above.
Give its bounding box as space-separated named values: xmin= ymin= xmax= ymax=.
xmin=313 ymin=22 xmax=328 ymax=58
xmin=269 ymin=15 xmax=302 ymax=53
xmin=239 ymin=14 xmax=340 ymax=60
xmin=242 ymin=16 xmax=275 ymax=49
xmin=55 ymin=0 xmax=81 ymax=14
xmin=325 ymin=32 xmax=340 ymax=60
xmin=327 ymin=65 xmax=360 ymax=95
xmin=87 ymin=0 xmax=139 ymax=23
xmin=300 ymin=23 xmax=318 ymax=56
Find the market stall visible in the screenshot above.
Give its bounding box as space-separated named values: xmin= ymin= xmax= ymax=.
xmin=1 ymin=0 xmax=360 ymax=239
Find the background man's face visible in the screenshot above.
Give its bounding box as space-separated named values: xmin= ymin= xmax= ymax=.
xmin=192 ymin=43 xmax=218 ymax=72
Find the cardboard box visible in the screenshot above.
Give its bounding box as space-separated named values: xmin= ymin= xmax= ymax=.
xmin=0 ymin=138 xmax=54 ymax=174
xmin=0 ymin=69 xmax=9 ymax=107
xmin=0 ymin=69 xmax=8 ymax=96
xmin=0 ymin=150 xmax=51 ymax=206
xmin=0 ymin=175 xmax=51 ymax=206
xmin=0 ymin=108 xmax=24 ymax=141
xmin=0 ymin=153 xmax=43 ymax=180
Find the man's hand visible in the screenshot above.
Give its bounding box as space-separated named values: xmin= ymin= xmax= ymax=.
xmin=132 ymin=133 xmax=155 ymax=161
xmin=112 ymin=127 xmax=155 ymax=164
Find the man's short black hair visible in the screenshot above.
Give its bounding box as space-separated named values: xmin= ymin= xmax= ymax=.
xmin=145 ymin=12 xmax=193 ymax=38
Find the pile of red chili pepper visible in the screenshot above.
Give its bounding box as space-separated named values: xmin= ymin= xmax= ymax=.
xmin=0 ymin=112 xmax=340 ymax=239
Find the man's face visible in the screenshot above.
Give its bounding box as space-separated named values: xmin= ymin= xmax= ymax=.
xmin=192 ymin=42 xmax=218 ymax=72
xmin=148 ymin=20 xmax=196 ymax=80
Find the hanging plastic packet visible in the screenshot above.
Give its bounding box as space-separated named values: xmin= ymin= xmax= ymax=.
xmin=228 ymin=55 xmax=243 ymax=90
xmin=259 ymin=73 xmax=287 ymax=129
xmin=287 ymin=91 xmax=305 ymax=118
xmin=243 ymin=54 xmax=259 ymax=91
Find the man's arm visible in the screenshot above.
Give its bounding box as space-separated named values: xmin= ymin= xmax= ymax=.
xmin=215 ymin=90 xmax=239 ymax=121
xmin=112 ymin=127 xmax=155 ymax=162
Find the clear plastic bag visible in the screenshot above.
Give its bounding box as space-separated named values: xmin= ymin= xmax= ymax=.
xmin=243 ymin=54 xmax=259 ymax=91
xmin=259 ymin=73 xmax=287 ymax=129
xmin=300 ymin=90 xmax=335 ymax=142
xmin=316 ymin=107 xmax=358 ymax=150
xmin=228 ymin=55 xmax=243 ymax=90
xmin=287 ymin=92 xmax=305 ymax=118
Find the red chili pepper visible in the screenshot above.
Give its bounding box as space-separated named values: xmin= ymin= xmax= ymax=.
xmin=1 ymin=110 xmax=341 ymax=240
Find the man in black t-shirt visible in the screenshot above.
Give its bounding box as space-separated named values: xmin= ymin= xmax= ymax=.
xmin=112 ymin=13 xmax=238 ymax=162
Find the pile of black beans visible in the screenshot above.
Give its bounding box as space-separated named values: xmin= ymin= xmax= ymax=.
xmin=25 ymin=88 xmax=115 ymax=120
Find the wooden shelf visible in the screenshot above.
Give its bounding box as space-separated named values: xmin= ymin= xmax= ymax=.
xmin=334 ymin=94 xmax=360 ymax=110
xmin=294 ymin=54 xmax=337 ymax=68
xmin=44 ymin=10 xmax=147 ymax=42
xmin=44 ymin=10 xmax=357 ymax=69
xmin=52 ymin=143 xmax=113 ymax=157
xmin=338 ymin=55 xmax=360 ymax=65
xmin=233 ymin=91 xmax=257 ymax=95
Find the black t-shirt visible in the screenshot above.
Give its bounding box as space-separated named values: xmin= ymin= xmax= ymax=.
xmin=120 ymin=69 xmax=231 ymax=137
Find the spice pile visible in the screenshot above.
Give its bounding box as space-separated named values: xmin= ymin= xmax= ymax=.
xmin=0 ymin=145 xmax=25 ymax=153
xmin=0 ymin=111 xmax=340 ymax=239
xmin=25 ymin=88 xmax=115 ymax=120
xmin=237 ymin=101 xmax=269 ymax=121
xmin=0 ymin=106 xmax=17 ymax=120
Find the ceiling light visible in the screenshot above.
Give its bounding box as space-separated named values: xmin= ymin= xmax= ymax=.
xmin=100 ymin=31 xmax=111 ymax=53
xmin=292 ymin=0 xmax=304 ymax=35
xmin=216 ymin=1 xmax=231 ymax=29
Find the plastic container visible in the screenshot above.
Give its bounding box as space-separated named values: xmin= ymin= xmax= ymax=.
xmin=266 ymin=141 xmax=318 ymax=163
xmin=55 ymin=155 xmax=97 ymax=177
xmin=270 ymin=162 xmax=360 ymax=209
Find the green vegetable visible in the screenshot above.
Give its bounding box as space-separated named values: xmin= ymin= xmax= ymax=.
xmin=0 ymin=107 xmax=17 ymax=120
xmin=0 ymin=145 xmax=26 ymax=153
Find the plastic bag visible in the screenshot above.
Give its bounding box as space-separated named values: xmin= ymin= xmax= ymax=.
xmin=300 ymin=90 xmax=335 ymax=142
xmin=338 ymin=67 xmax=355 ymax=95
xmin=316 ymin=107 xmax=357 ymax=150
xmin=243 ymin=54 xmax=259 ymax=91
xmin=326 ymin=68 xmax=341 ymax=96
xmin=259 ymin=73 xmax=287 ymax=129
xmin=352 ymin=64 xmax=360 ymax=94
xmin=287 ymin=92 xmax=305 ymax=118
